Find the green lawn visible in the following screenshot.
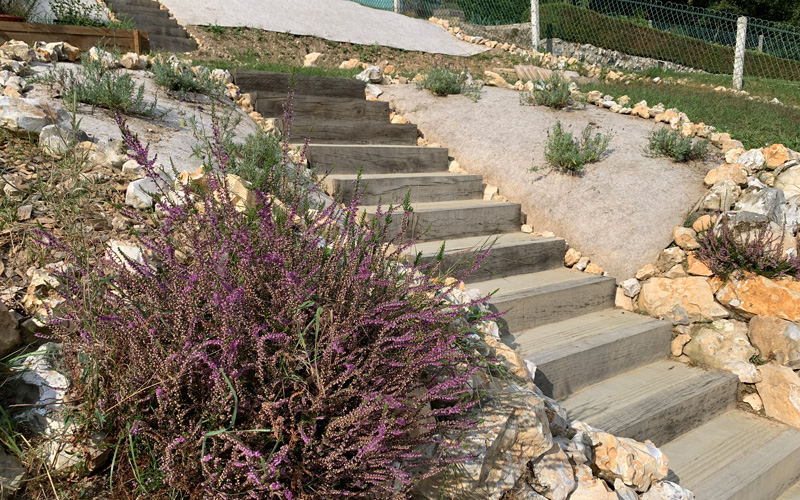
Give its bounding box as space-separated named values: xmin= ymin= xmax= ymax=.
xmin=582 ymin=78 xmax=800 ymax=150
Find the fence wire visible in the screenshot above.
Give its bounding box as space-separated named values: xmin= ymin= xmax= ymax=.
xmin=349 ymin=0 xmax=800 ymax=82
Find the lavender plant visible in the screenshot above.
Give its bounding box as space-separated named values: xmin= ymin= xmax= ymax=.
xmin=697 ymin=217 xmax=800 ymax=280
xmin=535 ymin=121 xmax=612 ymax=175
xmin=38 ymin=98 xmax=491 ymax=498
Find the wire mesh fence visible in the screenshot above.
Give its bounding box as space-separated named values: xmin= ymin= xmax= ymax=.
xmin=348 ymin=0 xmax=800 ymax=82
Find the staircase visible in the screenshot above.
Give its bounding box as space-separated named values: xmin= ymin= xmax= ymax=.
xmin=107 ymin=0 xmax=197 ymax=53
xmin=232 ymin=69 xmax=800 ymax=500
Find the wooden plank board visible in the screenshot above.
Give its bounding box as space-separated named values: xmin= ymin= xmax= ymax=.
xmin=307 ymin=145 xmax=449 ymax=175
xmin=0 ymin=21 xmax=149 ymax=53
xmin=232 ymin=69 xmax=365 ymax=99
xmin=282 ymin=119 xmax=417 ymax=146
xmin=252 ymin=91 xmax=390 ymax=122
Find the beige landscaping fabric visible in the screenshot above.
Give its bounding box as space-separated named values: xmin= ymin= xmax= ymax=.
xmin=381 ymin=85 xmax=714 ymax=279
xmin=157 ymin=0 xmax=488 ymax=56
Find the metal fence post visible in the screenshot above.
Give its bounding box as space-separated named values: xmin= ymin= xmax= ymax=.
xmin=733 ymin=16 xmax=747 ymax=91
xmin=531 ymin=0 xmax=540 ymax=50
xmin=393 ymin=0 xmax=399 ymax=13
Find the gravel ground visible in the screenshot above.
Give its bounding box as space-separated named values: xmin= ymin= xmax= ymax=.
xmin=159 ymin=0 xmax=487 ymax=56
xmin=380 ymin=84 xmax=718 ymax=279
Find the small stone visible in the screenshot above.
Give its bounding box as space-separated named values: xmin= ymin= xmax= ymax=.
xmin=390 ymin=114 xmax=408 ymax=124
xmin=635 ymin=264 xmax=657 ymax=281
xmin=725 ymin=148 xmax=745 ymax=164
xmin=585 ymin=263 xmax=603 ymax=275
xmin=564 ymin=248 xmax=582 ymax=267
xmin=686 ymin=253 xmax=713 ymax=277
xmin=303 ymin=52 xmax=327 ymax=67
xmin=483 ymin=184 xmax=498 ymax=200
xmin=575 ymin=257 xmax=590 ymax=272
xmin=0 ymin=40 xmax=35 ymax=63
xmin=620 ymin=278 xmax=641 ymax=298
xmin=692 ymin=214 xmax=713 ymax=233
xmin=641 ymin=277 xmax=729 ymax=323
xmin=657 ymin=247 xmax=686 ymax=271
xmin=0 ymin=302 xmax=21 ymax=358
xmin=121 ymin=159 xmax=141 ymax=176
xmin=757 ymin=363 xmax=800 ymax=427
xmin=748 ymin=315 xmax=800 ymax=368
xmin=684 ymin=320 xmax=760 ymax=383
xmin=673 ymin=226 xmax=699 ymax=250
xmin=764 ymin=144 xmax=791 ymax=169
xmin=120 ymin=52 xmax=147 ymax=70
xmin=355 ymin=66 xmax=383 ymax=84
xmin=665 ymin=264 xmax=687 ymax=279
xmin=589 ymin=432 xmax=669 ymax=492
xmin=521 ymin=224 xmax=533 ymax=234
xmin=616 ymin=288 xmax=634 ymax=311
xmin=339 ymin=58 xmax=361 ymax=70
xmin=483 ymin=70 xmax=513 ymax=89
xmin=0 ymin=446 xmax=24 ymax=496
xmin=704 ymin=163 xmax=748 ymax=187
xmin=744 ymin=393 xmax=764 ymax=412
xmin=671 ymin=334 xmax=692 ymax=356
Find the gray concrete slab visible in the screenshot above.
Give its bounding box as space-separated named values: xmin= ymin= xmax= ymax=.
xmin=157 ymin=0 xmax=489 ymax=56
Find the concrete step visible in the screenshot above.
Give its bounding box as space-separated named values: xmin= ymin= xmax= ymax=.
xmin=112 ymin=5 xmax=171 ymax=18
xmin=252 ymin=91 xmax=390 ymax=121
xmin=560 ymin=360 xmax=737 ymax=445
xmin=282 ymin=119 xmax=417 ymax=145
xmin=137 ymin=25 xmax=190 ymax=37
xmin=506 ymin=309 xmax=671 ymax=400
xmin=361 ymin=199 xmax=521 ymax=242
xmin=119 ymin=13 xmax=181 ymax=28
xmin=662 ymin=411 xmax=800 ymax=500
xmin=473 ymin=270 xmax=616 ymax=334
xmin=778 ymin=482 xmax=800 ymax=500
xmin=232 ymin=70 xmax=366 ymax=99
xmin=307 ymin=145 xmax=449 ymax=175
xmin=148 ymin=35 xmax=197 ymax=53
xmin=109 ymin=0 xmax=162 ymax=7
xmin=409 ymin=233 xmax=566 ymax=283
xmin=323 ymin=172 xmax=483 ymax=205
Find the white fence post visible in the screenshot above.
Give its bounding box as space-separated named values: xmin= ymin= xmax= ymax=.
xmin=531 ymin=0 xmax=540 ymax=51
xmin=393 ymin=0 xmax=399 ymax=13
xmin=733 ymin=16 xmax=747 ymax=91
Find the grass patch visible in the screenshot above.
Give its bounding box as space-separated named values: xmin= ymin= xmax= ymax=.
xmin=193 ymin=57 xmax=362 ymax=80
xmin=646 ymin=128 xmax=709 ymax=162
xmin=581 ymin=79 xmax=800 ymax=150
xmin=536 ymin=121 xmax=612 ymax=175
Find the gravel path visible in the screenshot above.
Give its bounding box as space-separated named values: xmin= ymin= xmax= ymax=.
xmin=158 ymin=0 xmax=487 ymax=56
xmin=381 ymin=85 xmax=716 ymax=279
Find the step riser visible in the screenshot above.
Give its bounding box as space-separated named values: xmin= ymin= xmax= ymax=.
xmin=532 ymin=323 xmax=672 ymax=400
xmin=325 ymin=176 xmax=483 ymax=205
xmin=491 ymin=278 xmax=616 ymax=333
xmin=737 ymin=449 xmax=800 ymax=500
xmin=120 ymin=15 xmax=181 ymax=28
xmin=283 ymin=121 xmax=417 ymax=146
xmin=368 ymin=205 xmax=521 ymax=242
xmin=113 ymin=7 xmax=171 ymax=18
xmin=137 ymin=26 xmax=189 ymax=37
xmin=109 ymin=0 xmax=162 ymax=7
xmin=417 ymin=239 xmax=566 ymax=283
xmin=233 ymin=70 xmax=366 ymax=99
xmin=253 ymin=92 xmax=390 ymax=121
xmin=308 ymin=146 xmax=449 ymax=175
xmin=149 ymin=36 xmax=197 ymax=52
xmin=609 ymin=376 xmax=738 ymax=447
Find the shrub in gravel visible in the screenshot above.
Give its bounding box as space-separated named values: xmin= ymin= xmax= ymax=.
xmin=37 ymin=102 xmax=490 ymax=498
xmin=417 ymin=64 xmax=482 ymax=101
xmin=645 ymin=128 xmax=708 ymax=162
xmin=519 ymin=72 xmax=577 ymax=110
xmin=537 ymin=120 xmax=612 ymax=175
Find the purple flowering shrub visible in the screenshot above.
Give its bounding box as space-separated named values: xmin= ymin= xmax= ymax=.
xmin=697 ymin=216 xmax=800 ymax=280
xmin=39 ymin=108 xmax=491 ymax=499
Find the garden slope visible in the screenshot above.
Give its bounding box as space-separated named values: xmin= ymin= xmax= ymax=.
xmin=157 ymin=0 xmax=487 ymax=56
xmin=381 ymin=85 xmax=713 ymax=279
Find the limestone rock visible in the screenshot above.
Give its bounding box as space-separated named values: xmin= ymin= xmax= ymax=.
xmin=716 ymin=276 xmax=800 ymax=322
xmin=724 ymin=148 xmax=745 ymax=164
xmin=764 ymin=144 xmax=791 ymax=169
xmin=365 ymin=83 xmax=382 ymax=100
xmin=120 ymin=52 xmax=147 ymax=70
xmin=0 ymin=446 xmax=24 ymax=497
xmin=339 ymin=58 xmax=362 ymax=70
xmin=748 ymin=315 xmax=800 ymax=368
xmin=664 ymin=264 xmax=687 ymax=279
xmin=23 ymin=268 xmax=65 ymax=326
xmin=413 ymin=387 xmax=553 ymax=500
xmin=697 ymin=180 xmax=740 ymax=211
xmin=616 ymin=288 xmax=634 ymax=312
xmin=673 ymin=227 xmax=699 ymax=250
xmin=692 ymin=214 xmax=713 ymax=233
xmin=684 ymin=320 xmax=760 ymax=383
xmin=585 ymin=263 xmax=603 ymax=275
xmin=0 ymin=40 xmax=35 ymax=63
xmin=529 ymin=444 xmax=576 ymax=500
xmin=575 ymin=257 xmax=590 ymax=272
xmin=744 ymin=393 xmax=764 ymax=412
xmin=565 ymin=248 xmax=582 ymax=267
xmin=303 ymin=52 xmax=327 ymax=67
xmin=640 ymin=277 xmax=729 ymax=323
xmin=10 ymin=343 xmax=69 ymax=435
xmin=776 ymin=166 xmax=800 ymax=198
xmin=39 ymin=124 xmax=75 ymax=156
xmin=125 ymin=166 xmax=175 ymax=209
xmin=641 ymin=480 xmax=695 ymax=500
xmin=721 ymin=140 xmax=744 ymax=154
xmin=0 ymin=302 xmax=20 ymax=358
xmin=632 ymin=101 xmax=650 ymax=119
xmin=483 ymin=71 xmax=513 ymax=89
xmin=704 ymin=163 xmax=747 ymax=187
xmin=656 ymin=247 xmax=686 ymax=271
xmin=756 ymin=363 xmax=800 ymax=428
xmin=569 ymin=464 xmax=617 ymax=499
xmin=589 ymin=432 xmax=669 ymax=492
xmin=620 ymin=278 xmax=641 ymax=298
xmin=734 ymin=184 xmax=787 ymax=222
xmin=355 ymin=65 xmax=383 ymax=84
xmin=671 ymin=334 xmax=691 ymax=356
xmin=88 ymin=46 xmax=120 ymax=69
xmin=0 ymin=97 xmax=70 ymax=136
xmin=636 ymin=264 xmax=657 ymax=281
xmin=685 ymin=253 xmax=713 ymax=277
xmin=62 ymin=43 xmax=80 ymax=62
xmin=737 ymin=149 xmax=766 ymax=171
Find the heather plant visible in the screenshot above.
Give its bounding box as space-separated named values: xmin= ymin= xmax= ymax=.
xmin=697 ymin=216 xmax=800 ymax=280
xmin=38 ymin=100 xmax=492 ymax=498
xmin=535 ymin=121 xmax=613 ymax=175
xmin=645 ymin=128 xmax=709 ymax=162
xmin=519 ymin=72 xmax=579 ymax=110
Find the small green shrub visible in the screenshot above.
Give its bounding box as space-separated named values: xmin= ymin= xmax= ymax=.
xmin=417 ymin=64 xmax=482 ymax=101
xmin=645 ymin=128 xmax=709 ymax=162
xmin=152 ymin=59 xmax=223 ymax=98
xmin=50 ymin=0 xmax=135 ymax=29
xmin=537 ymin=121 xmax=613 ymax=175
xmin=520 ymin=72 xmax=579 ymax=110
xmin=36 ymin=55 xmax=157 ymax=116
xmin=0 ymin=0 xmax=39 ymax=19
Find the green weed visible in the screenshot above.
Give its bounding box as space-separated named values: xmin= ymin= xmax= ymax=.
xmin=645 ymin=128 xmax=709 ymax=162
xmin=537 ymin=121 xmax=613 ymax=175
